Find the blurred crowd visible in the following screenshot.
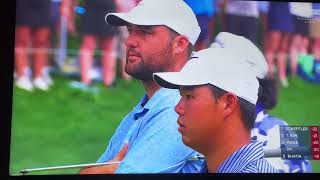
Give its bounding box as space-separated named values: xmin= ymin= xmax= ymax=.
xmin=14 ymin=0 xmax=320 ymax=92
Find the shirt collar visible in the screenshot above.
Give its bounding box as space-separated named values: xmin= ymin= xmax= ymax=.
xmin=133 ymin=88 xmax=180 ymax=120
xmin=216 ymin=141 xmax=264 ymax=173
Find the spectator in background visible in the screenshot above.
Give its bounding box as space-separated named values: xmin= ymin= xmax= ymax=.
xmin=289 ymin=2 xmax=313 ymax=77
xmin=50 ymin=0 xmax=77 ymax=72
xmin=78 ymin=0 xmax=119 ymax=87
xmin=184 ymin=0 xmax=217 ymax=51
xmin=15 ymin=0 xmax=53 ymax=91
xmin=115 ymin=0 xmax=138 ymax=81
xmin=297 ymin=3 xmax=320 ymax=83
xmin=223 ymin=0 xmax=259 ymax=44
xmin=265 ymin=2 xmax=293 ymax=87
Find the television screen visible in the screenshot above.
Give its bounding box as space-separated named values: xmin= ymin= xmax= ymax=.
xmin=8 ymin=0 xmax=320 ymax=177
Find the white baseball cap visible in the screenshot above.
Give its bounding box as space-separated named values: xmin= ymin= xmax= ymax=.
xmin=153 ymin=48 xmax=259 ymax=104
xmin=210 ymin=32 xmax=268 ymax=79
xmin=105 ymin=0 xmax=201 ymax=45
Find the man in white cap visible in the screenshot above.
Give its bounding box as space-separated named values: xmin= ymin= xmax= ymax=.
xmin=211 ymin=32 xmax=312 ymax=173
xmin=153 ymin=48 xmax=279 ymax=173
xmin=79 ymin=0 xmax=204 ymax=174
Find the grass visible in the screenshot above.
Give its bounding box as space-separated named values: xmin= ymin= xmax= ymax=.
xmin=9 ymin=75 xmax=320 ymax=175
xmin=270 ymin=76 xmax=320 ymax=125
xmin=10 ymin=75 xmax=144 ymax=175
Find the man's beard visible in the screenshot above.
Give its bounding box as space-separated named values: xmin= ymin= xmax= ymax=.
xmin=125 ymin=45 xmax=173 ymax=81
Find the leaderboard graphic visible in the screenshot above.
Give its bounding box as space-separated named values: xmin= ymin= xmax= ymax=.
xmin=280 ymin=126 xmax=320 ymax=160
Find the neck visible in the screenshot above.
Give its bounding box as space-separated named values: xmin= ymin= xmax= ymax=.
xmin=204 ymin=117 xmax=251 ymax=173
xmin=142 ymin=81 xmax=161 ymax=99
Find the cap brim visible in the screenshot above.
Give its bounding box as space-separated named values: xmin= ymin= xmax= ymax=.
xmin=105 ymin=13 xmax=131 ymax=26
xmin=153 ymin=72 xmax=206 ymax=89
xmin=106 ymin=12 xmax=163 ymax=27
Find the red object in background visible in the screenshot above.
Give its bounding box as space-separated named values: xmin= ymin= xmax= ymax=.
xmin=310 ymin=126 xmax=320 ymax=160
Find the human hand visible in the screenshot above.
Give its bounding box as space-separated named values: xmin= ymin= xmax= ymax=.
xmin=104 ymin=142 xmax=129 ymax=173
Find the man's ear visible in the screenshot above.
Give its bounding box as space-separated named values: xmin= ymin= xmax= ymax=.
xmin=219 ymin=93 xmax=238 ymax=119
xmin=172 ymin=35 xmax=189 ymax=55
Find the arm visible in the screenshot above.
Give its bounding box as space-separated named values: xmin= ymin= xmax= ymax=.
xmin=78 ymin=111 xmax=135 ymax=174
xmin=79 ymin=143 xmax=129 ymax=174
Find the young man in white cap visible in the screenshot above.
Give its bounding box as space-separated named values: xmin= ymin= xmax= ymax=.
xmin=211 ymin=32 xmax=312 ymax=173
xmin=79 ymin=0 xmax=204 ymax=174
xmin=153 ymin=48 xmax=279 ymax=173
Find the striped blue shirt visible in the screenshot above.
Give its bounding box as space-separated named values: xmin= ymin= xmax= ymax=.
xmin=201 ymin=141 xmax=279 ymax=173
xmin=97 ymin=88 xmax=204 ymax=173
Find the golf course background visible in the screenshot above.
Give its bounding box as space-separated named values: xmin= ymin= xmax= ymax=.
xmin=9 ymin=74 xmax=320 ymax=175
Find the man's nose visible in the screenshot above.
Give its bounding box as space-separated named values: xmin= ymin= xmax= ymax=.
xmin=175 ymin=100 xmax=184 ymax=116
xmin=125 ymin=33 xmax=138 ymax=48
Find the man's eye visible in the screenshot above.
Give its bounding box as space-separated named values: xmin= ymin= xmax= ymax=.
xmin=185 ymin=95 xmax=192 ymax=99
